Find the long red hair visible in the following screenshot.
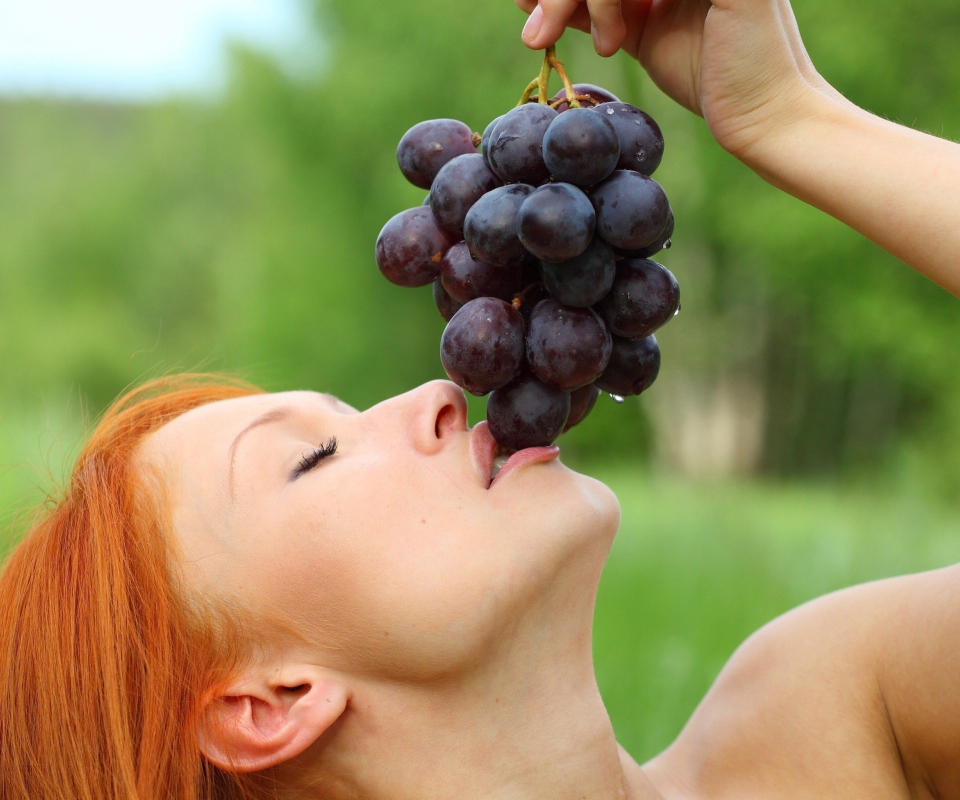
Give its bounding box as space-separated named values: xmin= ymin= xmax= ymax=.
xmin=0 ymin=375 xmax=269 ymax=800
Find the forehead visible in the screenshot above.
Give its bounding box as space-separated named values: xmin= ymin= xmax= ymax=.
xmin=139 ymin=390 xmax=339 ymax=469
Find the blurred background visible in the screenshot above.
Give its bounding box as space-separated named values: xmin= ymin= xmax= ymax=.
xmin=1 ymin=0 xmax=959 ymax=762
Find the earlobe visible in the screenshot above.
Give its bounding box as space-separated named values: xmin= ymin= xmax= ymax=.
xmin=199 ymin=667 xmax=349 ymax=773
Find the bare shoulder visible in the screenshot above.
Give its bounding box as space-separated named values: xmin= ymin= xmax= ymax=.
xmin=642 ymin=565 xmax=960 ymax=800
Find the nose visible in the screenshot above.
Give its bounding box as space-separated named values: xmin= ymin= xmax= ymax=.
xmin=364 ymin=380 xmax=469 ymax=455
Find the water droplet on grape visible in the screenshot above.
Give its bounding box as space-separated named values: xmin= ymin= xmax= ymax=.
xmin=674 ymin=303 xmax=681 ymax=317
xmin=609 ymin=393 xmax=626 ymax=404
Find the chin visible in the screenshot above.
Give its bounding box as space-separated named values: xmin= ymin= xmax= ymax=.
xmin=505 ymin=460 xmax=621 ymax=548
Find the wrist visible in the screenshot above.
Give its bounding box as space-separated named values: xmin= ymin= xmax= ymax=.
xmin=730 ymin=81 xmax=861 ymax=190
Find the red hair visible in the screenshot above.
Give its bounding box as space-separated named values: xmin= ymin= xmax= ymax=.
xmin=0 ymin=375 xmax=269 ymax=800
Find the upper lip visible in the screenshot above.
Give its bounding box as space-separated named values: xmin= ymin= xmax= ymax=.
xmin=470 ymin=421 xmax=498 ymax=490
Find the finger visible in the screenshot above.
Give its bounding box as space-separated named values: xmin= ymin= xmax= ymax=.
xmin=566 ymin=4 xmax=593 ymax=34
xmin=620 ymin=0 xmax=653 ymax=61
xmin=515 ymin=0 xmax=537 ymax=13
xmin=522 ymin=0 xmax=582 ymax=50
xmin=585 ymin=0 xmax=627 ymax=56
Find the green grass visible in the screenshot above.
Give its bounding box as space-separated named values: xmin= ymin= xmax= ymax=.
xmin=594 ymin=468 xmax=960 ymax=761
xmin=3 ymin=419 xmax=959 ymax=765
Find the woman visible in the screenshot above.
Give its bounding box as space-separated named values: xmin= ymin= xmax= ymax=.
xmin=2 ymin=0 xmax=959 ymax=798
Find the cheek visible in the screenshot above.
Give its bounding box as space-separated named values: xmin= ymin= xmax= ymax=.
xmin=251 ymin=457 xmax=507 ymax=679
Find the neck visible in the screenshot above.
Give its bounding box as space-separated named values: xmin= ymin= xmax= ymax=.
xmin=270 ymin=620 xmax=662 ymax=800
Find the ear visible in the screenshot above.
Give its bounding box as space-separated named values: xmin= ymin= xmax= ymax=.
xmin=198 ymin=665 xmax=349 ymax=773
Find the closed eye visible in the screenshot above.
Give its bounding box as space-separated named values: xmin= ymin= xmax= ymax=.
xmin=291 ymin=436 xmax=338 ymax=480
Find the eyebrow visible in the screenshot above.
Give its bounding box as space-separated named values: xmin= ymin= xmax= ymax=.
xmin=227 ymin=406 xmax=296 ymax=496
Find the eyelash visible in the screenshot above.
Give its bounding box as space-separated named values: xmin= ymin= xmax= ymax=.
xmin=292 ymin=436 xmax=338 ymax=479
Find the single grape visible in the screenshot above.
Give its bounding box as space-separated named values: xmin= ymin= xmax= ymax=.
xmin=590 ymin=170 xmax=670 ymax=251
xmin=487 ymin=372 xmax=571 ymax=451
xmin=433 ymin=279 xmax=462 ymax=322
xmin=591 ymin=103 xmax=664 ymax=176
xmin=440 ymin=298 xmax=525 ymax=395
xmin=540 ymin=237 xmax=616 ymax=307
xmin=481 ymin=115 xmax=503 ymax=167
xmin=552 ymin=84 xmax=620 ymax=113
xmin=617 ymin=207 xmax=674 ymax=259
xmin=597 ymin=258 xmax=680 ymax=340
xmin=440 ymin=242 xmax=524 ymax=304
xmin=594 ymin=335 xmax=661 ymax=396
xmin=487 ymin=104 xmax=558 ymax=185
xmin=563 ymin=383 xmax=601 ymax=432
xmin=517 ymin=183 xmax=595 ymax=263
xmin=463 ymin=184 xmax=534 ymax=266
xmin=542 ymin=109 xmax=620 ymax=187
xmin=397 ymin=119 xmax=477 ymax=190
xmin=429 ymin=154 xmax=502 ymax=237
xmin=376 ymin=207 xmax=456 ymax=287
xmin=526 ymin=300 xmax=612 ymax=392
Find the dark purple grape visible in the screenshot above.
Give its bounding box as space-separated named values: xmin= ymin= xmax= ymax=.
xmin=429 ymin=154 xmax=501 ymax=237
xmin=617 ymin=207 xmax=674 ymax=259
xmin=487 ymin=104 xmax=558 ymax=184
xmin=463 ymin=184 xmax=534 ymax=266
xmin=563 ymin=383 xmax=601 ymax=432
xmin=440 ymin=242 xmax=523 ymax=304
xmin=597 ymin=258 xmax=680 ymax=339
xmin=397 ymin=119 xmax=477 ymax=190
xmin=433 ymin=279 xmax=462 ymax=322
xmin=487 ymin=372 xmax=571 ymax=451
xmin=595 ymin=335 xmax=661 ymax=396
xmin=375 ymin=207 xmax=456 ymax=287
xmin=481 ymin=115 xmax=503 ymax=166
xmin=540 ymin=238 xmax=616 ymax=307
xmin=526 ymin=300 xmax=612 ymax=392
xmin=552 ymin=84 xmax=620 ymax=113
xmin=542 ymin=109 xmax=620 ymax=187
xmin=590 ymin=170 xmax=670 ymax=251
xmin=591 ymin=103 xmax=664 ymax=176
xmin=440 ymin=298 xmax=524 ymax=395
xmin=517 ymin=183 xmax=595 ymax=263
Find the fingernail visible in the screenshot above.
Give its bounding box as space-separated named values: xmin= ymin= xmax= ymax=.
xmin=522 ymin=6 xmax=543 ymax=43
xmin=591 ymin=22 xmax=602 ymax=54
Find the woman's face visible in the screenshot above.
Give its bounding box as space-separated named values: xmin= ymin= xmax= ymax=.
xmin=141 ymin=381 xmax=620 ymax=681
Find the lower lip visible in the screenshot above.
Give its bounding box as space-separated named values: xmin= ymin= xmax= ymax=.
xmin=490 ymin=445 xmax=561 ymax=488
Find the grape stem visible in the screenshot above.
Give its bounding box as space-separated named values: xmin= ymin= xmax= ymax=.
xmin=518 ymin=78 xmax=540 ymax=105
xmin=547 ymin=48 xmax=579 ymax=109
xmin=515 ymin=44 xmax=580 ymax=108
xmin=512 ymin=281 xmax=545 ymax=309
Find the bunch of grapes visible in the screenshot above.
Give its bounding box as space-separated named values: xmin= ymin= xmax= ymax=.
xmin=376 ymin=48 xmax=680 ymax=453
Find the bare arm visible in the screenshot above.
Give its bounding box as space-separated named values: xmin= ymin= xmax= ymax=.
xmin=742 ymin=91 xmax=960 ymax=296
xmin=515 ymin=0 xmax=960 ymax=296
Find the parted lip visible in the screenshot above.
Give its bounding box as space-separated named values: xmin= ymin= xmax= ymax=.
xmin=469 ymin=421 xmax=560 ymax=490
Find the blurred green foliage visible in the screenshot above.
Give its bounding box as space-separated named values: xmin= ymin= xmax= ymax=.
xmin=0 ymin=0 xmax=958 ymax=479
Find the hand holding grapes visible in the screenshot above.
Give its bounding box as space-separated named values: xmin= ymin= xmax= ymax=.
xmin=516 ymin=0 xmax=838 ymax=161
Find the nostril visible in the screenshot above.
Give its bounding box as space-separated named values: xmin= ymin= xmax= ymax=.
xmin=435 ymin=403 xmax=457 ymax=439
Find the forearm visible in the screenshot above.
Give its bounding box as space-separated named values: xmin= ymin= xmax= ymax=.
xmin=739 ymin=87 xmax=960 ymax=296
